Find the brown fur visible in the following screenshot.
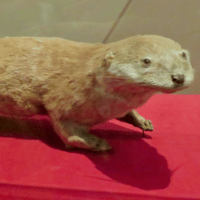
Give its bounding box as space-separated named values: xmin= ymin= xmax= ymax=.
xmin=0 ymin=35 xmax=194 ymax=151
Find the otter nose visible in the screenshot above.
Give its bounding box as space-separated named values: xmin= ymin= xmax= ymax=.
xmin=171 ymin=74 xmax=185 ymax=84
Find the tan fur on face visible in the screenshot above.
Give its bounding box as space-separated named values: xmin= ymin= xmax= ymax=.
xmin=106 ymin=35 xmax=194 ymax=92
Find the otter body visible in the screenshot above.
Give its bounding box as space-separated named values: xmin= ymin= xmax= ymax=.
xmin=0 ymin=35 xmax=194 ymax=151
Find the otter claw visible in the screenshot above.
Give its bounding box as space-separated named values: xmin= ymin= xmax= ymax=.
xmin=142 ymin=129 xmax=145 ymax=137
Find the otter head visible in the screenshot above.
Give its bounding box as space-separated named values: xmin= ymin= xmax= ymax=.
xmin=104 ymin=35 xmax=194 ymax=93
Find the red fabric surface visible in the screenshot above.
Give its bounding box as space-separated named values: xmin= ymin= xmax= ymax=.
xmin=0 ymin=94 xmax=199 ymax=200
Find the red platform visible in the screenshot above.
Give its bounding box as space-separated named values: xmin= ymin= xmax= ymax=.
xmin=0 ymin=94 xmax=199 ymax=200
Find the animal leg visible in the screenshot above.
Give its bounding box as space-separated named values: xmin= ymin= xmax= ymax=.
xmin=118 ymin=109 xmax=154 ymax=131
xmin=50 ymin=117 xmax=112 ymax=151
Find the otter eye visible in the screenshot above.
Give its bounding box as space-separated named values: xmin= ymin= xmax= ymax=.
xmin=143 ymin=58 xmax=151 ymax=64
xmin=182 ymin=52 xmax=187 ymax=58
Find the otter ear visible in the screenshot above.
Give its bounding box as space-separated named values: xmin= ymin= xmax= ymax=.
xmin=102 ymin=51 xmax=115 ymax=68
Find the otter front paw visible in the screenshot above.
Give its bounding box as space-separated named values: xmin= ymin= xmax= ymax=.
xmin=118 ymin=112 xmax=154 ymax=131
xmin=139 ymin=119 xmax=154 ymax=131
xmin=118 ymin=110 xmax=154 ymax=132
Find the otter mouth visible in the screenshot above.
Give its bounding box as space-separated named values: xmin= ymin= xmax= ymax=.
xmin=139 ymin=82 xmax=189 ymax=94
xmin=160 ymin=84 xmax=189 ymax=94
xmin=160 ymin=88 xmax=181 ymax=94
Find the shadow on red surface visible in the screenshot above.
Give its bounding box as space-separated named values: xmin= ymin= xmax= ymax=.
xmin=0 ymin=116 xmax=171 ymax=190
